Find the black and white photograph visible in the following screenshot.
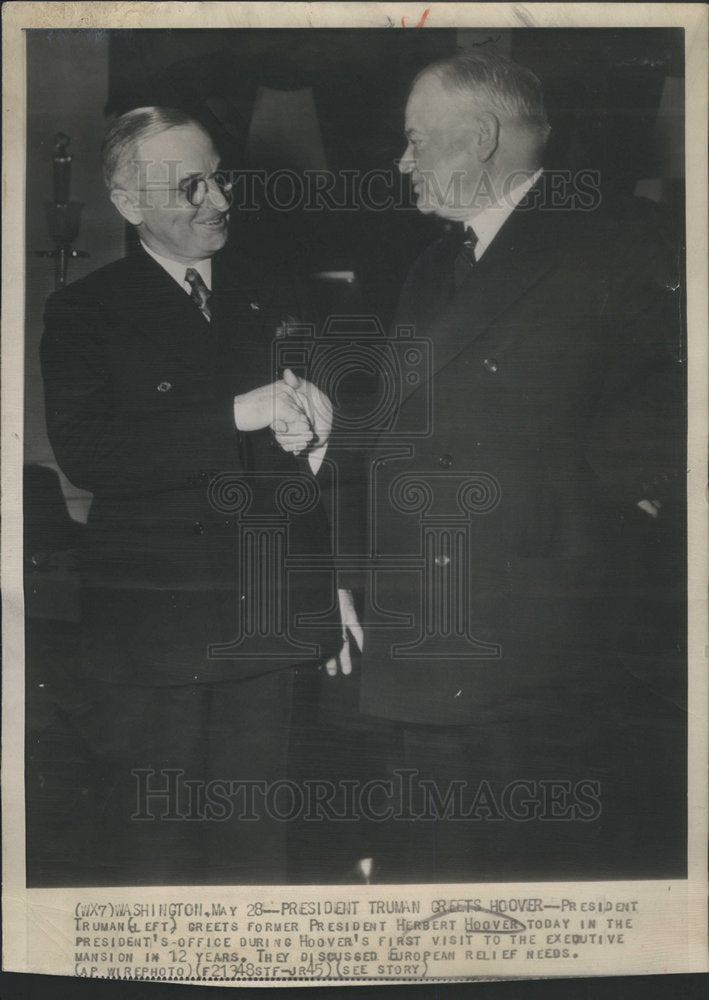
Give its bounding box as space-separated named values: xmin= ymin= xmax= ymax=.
xmin=2 ymin=1 xmax=707 ymax=988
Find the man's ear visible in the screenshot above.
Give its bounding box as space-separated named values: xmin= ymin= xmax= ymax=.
xmin=474 ymin=111 xmax=500 ymax=162
xmin=110 ymin=188 xmax=143 ymax=226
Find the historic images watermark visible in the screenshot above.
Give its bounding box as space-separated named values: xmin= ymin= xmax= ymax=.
xmin=128 ymin=161 xmax=603 ymax=213
xmin=131 ymin=769 xmax=602 ymax=824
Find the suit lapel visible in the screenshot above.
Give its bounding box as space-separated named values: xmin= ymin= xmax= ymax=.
xmin=123 ymin=248 xmax=217 ymax=369
xmin=402 ymin=177 xmax=562 ymax=403
xmin=120 ymin=247 xmax=305 ymax=393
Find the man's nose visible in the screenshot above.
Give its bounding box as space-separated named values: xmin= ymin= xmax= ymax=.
xmin=205 ymin=176 xmax=230 ymax=211
xmin=398 ymin=143 xmax=415 ymax=175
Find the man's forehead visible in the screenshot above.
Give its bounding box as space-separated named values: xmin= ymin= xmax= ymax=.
xmin=135 ymin=124 xmax=217 ymax=172
xmin=406 ymin=74 xmax=474 ymax=127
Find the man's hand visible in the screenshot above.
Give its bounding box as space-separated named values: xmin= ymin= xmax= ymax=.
xmin=325 ymin=589 xmax=364 ymax=676
xmin=234 ymin=369 xmax=333 ymax=457
xmin=233 ymin=371 xmax=314 ymax=453
xmin=282 ymin=368 xmax=333 ymax=450
xmin=276 ymin=369 xmax=333 ymax=471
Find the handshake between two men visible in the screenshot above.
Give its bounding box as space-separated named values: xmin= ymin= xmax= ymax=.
xmin=232 ymin=368 xmax=363 ymax=675
xmin=233 ymin=367 xmax=332 ymax=463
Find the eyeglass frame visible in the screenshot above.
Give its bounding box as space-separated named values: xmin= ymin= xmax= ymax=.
xmin=118 ymin=169 xmax=234 ymax=208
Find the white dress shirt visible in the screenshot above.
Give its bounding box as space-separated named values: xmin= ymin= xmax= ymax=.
xmin=141 ymin=241 xmax=212 ymax=293
xmin=465 ymin=168 xmax=543 ymax=260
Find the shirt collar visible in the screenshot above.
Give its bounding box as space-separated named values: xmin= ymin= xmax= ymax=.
xmin=141 ymin=242 xmax=212 ymax=291
xmin=465 ymin=168 xmax=543 ymax=259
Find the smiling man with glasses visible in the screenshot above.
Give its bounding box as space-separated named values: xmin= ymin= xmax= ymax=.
xmin=39 ymin=106 xmax=345 ymax=885
xmin=107 ymin=111 xmax=233 ymax=268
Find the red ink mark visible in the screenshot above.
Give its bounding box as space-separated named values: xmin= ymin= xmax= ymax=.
xmin=401 ymin=9 xmax=430 ymax=28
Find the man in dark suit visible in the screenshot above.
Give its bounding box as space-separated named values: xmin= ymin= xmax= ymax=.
xmin=355 ymin=52 xmax=685 ymax=881
xmin=40 ymin=107 xmax=348 ymax=884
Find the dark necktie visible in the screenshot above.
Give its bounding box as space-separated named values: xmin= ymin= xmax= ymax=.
xmin=184 ymin=267 xmax=212 ymax=321
xmin=453 ymin=226 xmax=479 ymax=290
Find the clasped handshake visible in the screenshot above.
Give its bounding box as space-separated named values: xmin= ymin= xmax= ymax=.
xmin=233 ymin=368 xmax=333 ymax=457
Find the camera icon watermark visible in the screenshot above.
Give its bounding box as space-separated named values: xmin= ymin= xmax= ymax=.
xmin=273 ymin=315 xmax=433 ymax=441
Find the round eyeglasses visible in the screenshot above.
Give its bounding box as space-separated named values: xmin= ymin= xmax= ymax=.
xmin=126 ymin=170 xmax=233 ymax=208
xmin=178 ymin=170 xmax=233 ymax=206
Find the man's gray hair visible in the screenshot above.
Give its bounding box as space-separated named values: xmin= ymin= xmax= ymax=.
xmin=102 ymin=106 xmax=205 ymax=189
xmin=416 ymin=50 xmax=551 ymax=142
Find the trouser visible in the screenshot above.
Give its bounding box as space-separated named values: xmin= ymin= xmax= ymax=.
xmin=287 ymin=650 xmax=686 ymax=884
xmin=70 ymin=669 xmax=294 ymax=885
xmin=374 ymin=678 xmax=687 ymax=884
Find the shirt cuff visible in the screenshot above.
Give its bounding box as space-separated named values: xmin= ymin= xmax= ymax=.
xmin=307 ymin=441 xmax=328 ymax=476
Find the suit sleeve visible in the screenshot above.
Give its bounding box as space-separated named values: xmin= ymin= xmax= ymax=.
xmin=41 ymin=287 xmax=244 ymax=497
xmin=584 ymin=203 xmax=685 ymax=513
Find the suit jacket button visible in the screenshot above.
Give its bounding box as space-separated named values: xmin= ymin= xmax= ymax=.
xmin=157 ymin=381 xmax=172 ymax=392
xmin=483 ymin=358 xmax=499 ymax=373
xmin=438 ymin=454 xmax=454 ymax=468
xmin=192 ymin=521 xmax=204 ymax=535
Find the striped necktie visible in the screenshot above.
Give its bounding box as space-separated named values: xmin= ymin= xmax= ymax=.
xmin=184 ymin=267 xmax=212 ymax=321
xmin=453 ymin=226 xmax=479 ymax=290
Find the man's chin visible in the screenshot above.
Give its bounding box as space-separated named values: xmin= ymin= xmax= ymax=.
xmin=200 ymin=230 xmax=229 ymax=254
xmin=416 ymin=202 xmax=461 ymax=223
xmin=415 ymin=196 xmax=467 ymax=223
xmin=414 ymin=192 xmax=455 ymax=219
xmin=413 ymin=195 xmax=437 ymax=216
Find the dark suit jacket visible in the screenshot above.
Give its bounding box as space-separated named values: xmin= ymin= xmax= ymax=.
xmin=41 ymin=245 xmax=341 ymax=686
xmin=360 ymin=176 xmax=685 ymax=726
